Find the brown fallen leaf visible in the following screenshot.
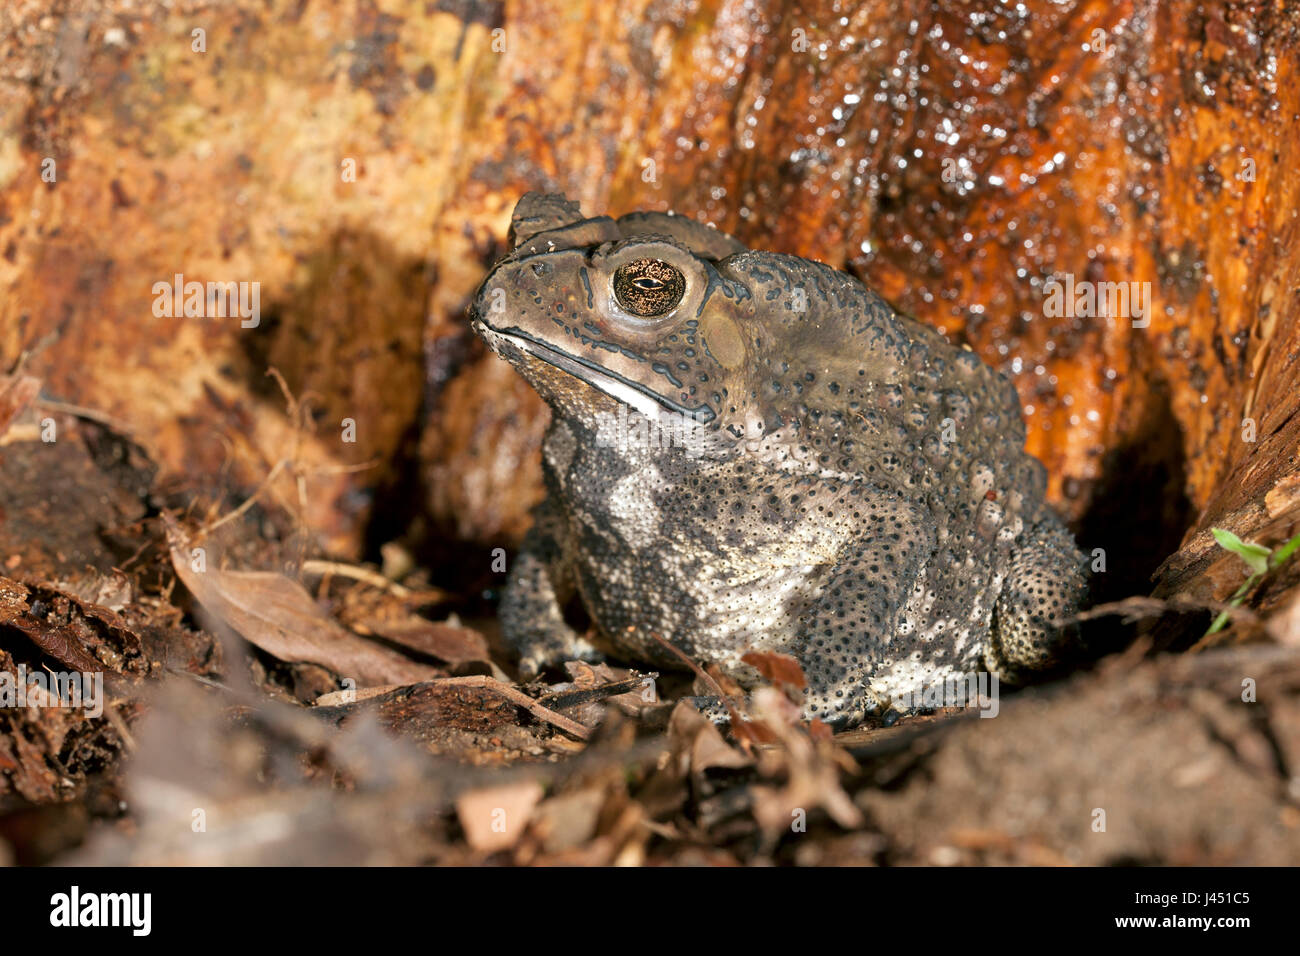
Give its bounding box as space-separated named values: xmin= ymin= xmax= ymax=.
xmin=0 ymin=375 xmax=41 ymax=439
xmin=312 ymin=684 xmax=404 ymax=707
xmin=807 ymin=718 xmax=834 ymax=742
xmin=363 ymin=616 xmax=489 ymax=665
xmin=667 ymin=701 xmax=753 ymax=774
xmin=0 ymin=575 xmax=136 ymax=675
xmin=748 ymin=689 xmax=864 ymax=834
xmin=530 ymin=788 xmax=607 ymax=855
xmin=455 ymin=781 xmax=544 ymax=853
xmin=2 ymin=722 xmax=61 ymax=802
xmin=740 ymin=649 xmax=808 ymax=691
xmin=164 ymin=516 xmax=441 ymax=687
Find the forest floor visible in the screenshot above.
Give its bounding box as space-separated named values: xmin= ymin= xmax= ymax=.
xmin=2 ymin=406 xmax=1298 ymax=866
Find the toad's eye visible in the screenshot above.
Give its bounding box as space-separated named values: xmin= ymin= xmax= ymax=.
xmin=613 ymin=258 xmax=685 ymax=317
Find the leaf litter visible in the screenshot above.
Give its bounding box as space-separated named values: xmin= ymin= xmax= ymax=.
xmin=3 ymin=392 xmax=1300 ymax=866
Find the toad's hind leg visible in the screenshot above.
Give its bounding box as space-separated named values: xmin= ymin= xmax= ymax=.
xmin=789 ymin=502 xmax=937 ymax=728
xmin=987 ymin=516 xmax=1089 ymax=682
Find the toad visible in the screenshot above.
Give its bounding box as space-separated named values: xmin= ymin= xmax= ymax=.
xmin=471 ymin=193 xmax=1088 ymax=727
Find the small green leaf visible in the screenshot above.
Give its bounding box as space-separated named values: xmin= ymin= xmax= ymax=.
xmin=1211 ymin=528 xmax=1270 ymax=575
xmin=1270 ymin=530 xmax=1300 ymax=569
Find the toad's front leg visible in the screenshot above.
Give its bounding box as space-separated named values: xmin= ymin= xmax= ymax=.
xmin=499 ymin=500 xmax=604 ymax=679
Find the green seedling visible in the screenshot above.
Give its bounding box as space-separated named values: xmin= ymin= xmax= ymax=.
xmin=1205 ymin=527 xmax=1300 ymax=635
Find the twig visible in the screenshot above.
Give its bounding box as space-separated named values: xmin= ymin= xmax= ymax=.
xmin=309 ymin=458 xmax=382 ymax=476
xmin=317 ymin=676 xmax=591 ymax=740
xmin=649 ymin=631 xmax=728 ymax=698
xmin=265 ymin=367 xmax=315 ymax=572
xmin=196 ymin=458 xmax=288 ymax=538
xmin=165 ymin=667 xmax=237 ymax=693
xmin=648 ymin=631 xmax=748 ymax=728
xmin=301 ymin=559 xmax=412 ymax=598
xmin=1059 ymin=595 xmax=1261 ymax=627
xmin=439 ymin=676 xmax=592 ymax=740
xmin=104 ymin=700 xmax=138 ymax=752
xmin=34 ymin=398 xmax=138 ymax=438
xmin=7 ymin=329 xmax=60 ymax=376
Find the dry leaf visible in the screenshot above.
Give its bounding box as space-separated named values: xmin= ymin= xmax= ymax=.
xmin=455 ymin=781 xmax=544 ymax=853
xmin=165 ymin=516 xmax=441 ymax=687
xmin=748 ymin=689 xmax=863 ymax=833
xmin=740 ymin=649 xmax=808 ymax=690
xmin=667 ymin=701 xmax=752 ymax=774
xmin=365 ymin=617 xmax=489 ymax=665
xmin=531 ymin=788 xmax=606 ymax=854
xmin=0 ymin=575 xmax=133 ymax=674
xmin=0 ymin=375 xmax=41 ymax=439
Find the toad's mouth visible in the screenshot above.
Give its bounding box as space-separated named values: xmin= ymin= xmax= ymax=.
xmin=473 ymin=321 xmax=716 ymax=425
